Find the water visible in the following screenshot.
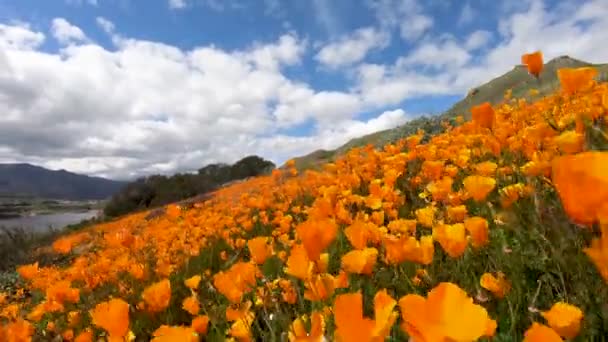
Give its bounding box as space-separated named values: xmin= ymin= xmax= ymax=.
xmin=0 ymin=210 xmax=99 ymax=233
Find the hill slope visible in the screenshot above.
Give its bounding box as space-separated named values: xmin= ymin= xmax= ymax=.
xmin=292 ymin=56 xmax=608 ymax=169
xmin=0 ymin=163 xmax=126 ymax=200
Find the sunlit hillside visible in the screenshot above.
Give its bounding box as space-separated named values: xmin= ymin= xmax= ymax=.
xmin=2 ymin=54 xmax=608 ymax=341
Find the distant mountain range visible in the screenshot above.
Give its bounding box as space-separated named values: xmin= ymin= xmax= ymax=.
xmin=291 ymin=56 xmax=608 ymax=170
xmin=0 ymin=163 xmax=126 ymax=200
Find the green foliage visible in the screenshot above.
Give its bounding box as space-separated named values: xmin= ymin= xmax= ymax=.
xmin=103 ymin=155 xmax=275 ymax=218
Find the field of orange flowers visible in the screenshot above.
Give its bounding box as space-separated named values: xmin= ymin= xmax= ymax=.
xmin=2 ymin=51 xmax=608 ymax=341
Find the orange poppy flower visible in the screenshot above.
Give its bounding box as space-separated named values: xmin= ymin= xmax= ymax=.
xmin=523 ymin=323 xmax=562 ymax=342
xmin=447 ymin=205 xmax=467 ymax=223
xmin=289 ymin=311 xmax=325 ymax=342
xmin=558 ymin=67 xmax=598 ymax=94
xmin=345 ymin=220 xmax=375 ymax=250
xmin=247 ymin=236 xmax=274 ymax=265
xmin=372 ymin=290 xmax=398 ymax=339
xmin=433 ymin=223 xmax=467 ymax=258
xmin=471 ymin=102 xmax=495 ymax=129
xmin=464 ymin=216 xmax=489 ymax=248
xmin=142 ymin=279 xmax=172 ymax=313
xmin=213 ymin=262 xmax=258 ymax=304
xmin=553 ymin=130 xmax=584 ymax=154
xmin=184 ymin=275 xmax=201 ymax=290
xmin=191 ymin=315 xmax=209 ymax=335
xmin=3 ymin=319 xmax=34 ymax=342
xmin=151 ymin=325 xmax=198 ymax=342
xmin=16 ymin=262 xmax=39 ymax=281
xmin=480 ymin=272 xmax=511 ymax=298
xmin=463 ymin=175 xmax=496 ymax=201
xmin=474 ymin=161 xmax=498 ymax=176
xmin=521 ymin=51 xmax=543 ymax=77
xmin=74 ymin=330 xmax=93 ymax=342
xmin=285 ymin=244 xmax=314 ymax=280
xmin=426 ymin=176 xmax=454 ymax=202
xmin=541 ymin=302 xmax=583 ymax=339
xmin=415 ymin=205 xmax=436 ymax=228
xmin=341 ymin=247 xmax=378 ymax=275
xmin=386 ymin=219 xmax=417 ymax=235
xmin=90 ymin=298 xmax=130 ymax=340
xmin=182 ymin=296 xmax=200 ymax=315
xmin=552 ymin=152 xmax=608 ymax=225
xmin=296 ymin=219 xmax=337 ymax=261
xmin=399 ymin=282 xmax=495 ymax=341
xmin=304 ymin=274 xmax=336 ymax=302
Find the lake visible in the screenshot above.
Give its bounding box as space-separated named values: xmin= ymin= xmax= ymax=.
xmin=0 ymin=210 xmax=99 ymax=233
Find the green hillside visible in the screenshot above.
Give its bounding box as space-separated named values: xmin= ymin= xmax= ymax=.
xmin=292 ymin=56 xmax=608 ymax=170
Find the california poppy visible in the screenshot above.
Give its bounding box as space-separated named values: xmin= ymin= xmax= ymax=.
xmin=341 ymin=247 xmax=378 ymax=275
xmin=184 ymin=275 xmax=201 ymax=290
xmin=399 ymin=282 xmax=495 ymax=341
xmin=285 ymin=244 xmax=314 ymax=280
xmin=289 ymin=311 xmax=325 ymax=342
xmin=558 ymin=67 xmax=598 ymax=94
xmin=471 ymin=102 xmax=495 ymax=129
xmin=523 ymin=323 xmax=562 ymax=342
xmin=151 ymin=325 xmax=198 ymax=342
xmin=296 ymin=219 xmax=337 ymax=261
xmin=552 ymin=152 xmax=608 ymax=225
xmin=142 ymin=279 xmax=172 ymax=313
xmin=433 ymin=223 xmax=467 ymax=258
xmin=480 ymin=272 xmax=511 ymax=298
xmin=463 ymin=175 xmax=496 ymax=201
xmin=182 ymin=296 xmax=200 ymax=315
xmin=464 ymin=217 xmax=489 ymax=248
xmin=521 ymin=51 xmax=544 ymax=77
xmin=90 ymin=298 xmax=130 ymax=340
xmin=191 ymin=315 xmax=209 ymax=335
xmin=247 ymin=236 xmax=274 ymax=265
xmin=541 ymin=302 xmax=583 ymax=339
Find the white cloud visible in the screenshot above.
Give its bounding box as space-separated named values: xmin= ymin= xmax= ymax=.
xmin=96 ymin=17 xmax=115 ymax=34
xmin=197 ymin=0 xmax=246 ymax=12
xmin=397 ymin=38 xmax=471 ymax=70
xmin=357 ymin=0 xmax=608 ymax=107
xmin=458 ymin=2 xmax=476 ymax=26
xmin=51 ymin=18 xmax=87 ymax=45
xmin=0 ymin=22 xmax=44 ymax=50
xmin=315 ymin=27 xmax=389 ymax=68
xmin=465 ymin=30 xmax=492 ymax=50
xmin=0 ymin=21 xmax=393 ymax=179
xmin=66 ymin=0 xmax=98 ymax=5
xmin=312 ymin=0 xmax=340 ymax=37
xmin=168 ymin=0 xmax=187 ymax=9
xmin=368 ymin=0 xmax=433 ymax=41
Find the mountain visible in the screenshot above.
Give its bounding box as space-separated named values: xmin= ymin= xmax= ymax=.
xmin=0 ymin=163 xmax=126 ymax=200
xmin=291 ymin=56 xmax=608 ymax=170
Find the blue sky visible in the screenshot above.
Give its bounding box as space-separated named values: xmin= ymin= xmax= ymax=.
xmin=0 ymin=0 xmax=607 ymax=179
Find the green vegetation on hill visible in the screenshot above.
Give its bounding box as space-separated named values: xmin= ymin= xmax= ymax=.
xmin=292 ymin=56 xmax=608 ymax=170
xmin=103 ymin=155 xmax=275 ymax=217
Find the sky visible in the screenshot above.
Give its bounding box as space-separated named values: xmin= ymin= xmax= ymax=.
xmin=0 ymin=0 xmax=607 ymax=180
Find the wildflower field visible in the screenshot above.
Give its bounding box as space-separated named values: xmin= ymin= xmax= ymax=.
xmin=2 ymin=52 xmax=608 ymax=341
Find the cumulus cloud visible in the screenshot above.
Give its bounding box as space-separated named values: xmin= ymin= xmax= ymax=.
xmin=0 ymin=20 xmax=405 ymax=179
xmin=315 ymin=27 xmax=390 ymax=68
xmin=96 ymin=17 xmax=115 ymax=34
xmin=458 ymin=2 xmax=476 ymax=26
xmin=168 ymin=0 xmax=187 ymax=9
xmin=357 ymin=0 xmax=608 ymax=106
xmin=51 ymin=18 xmax=87 ymax=45
xmin=368 ymin=0 xmax=433 ymax=41
xmin=65 ymin=0 xmax=98 ymax=6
